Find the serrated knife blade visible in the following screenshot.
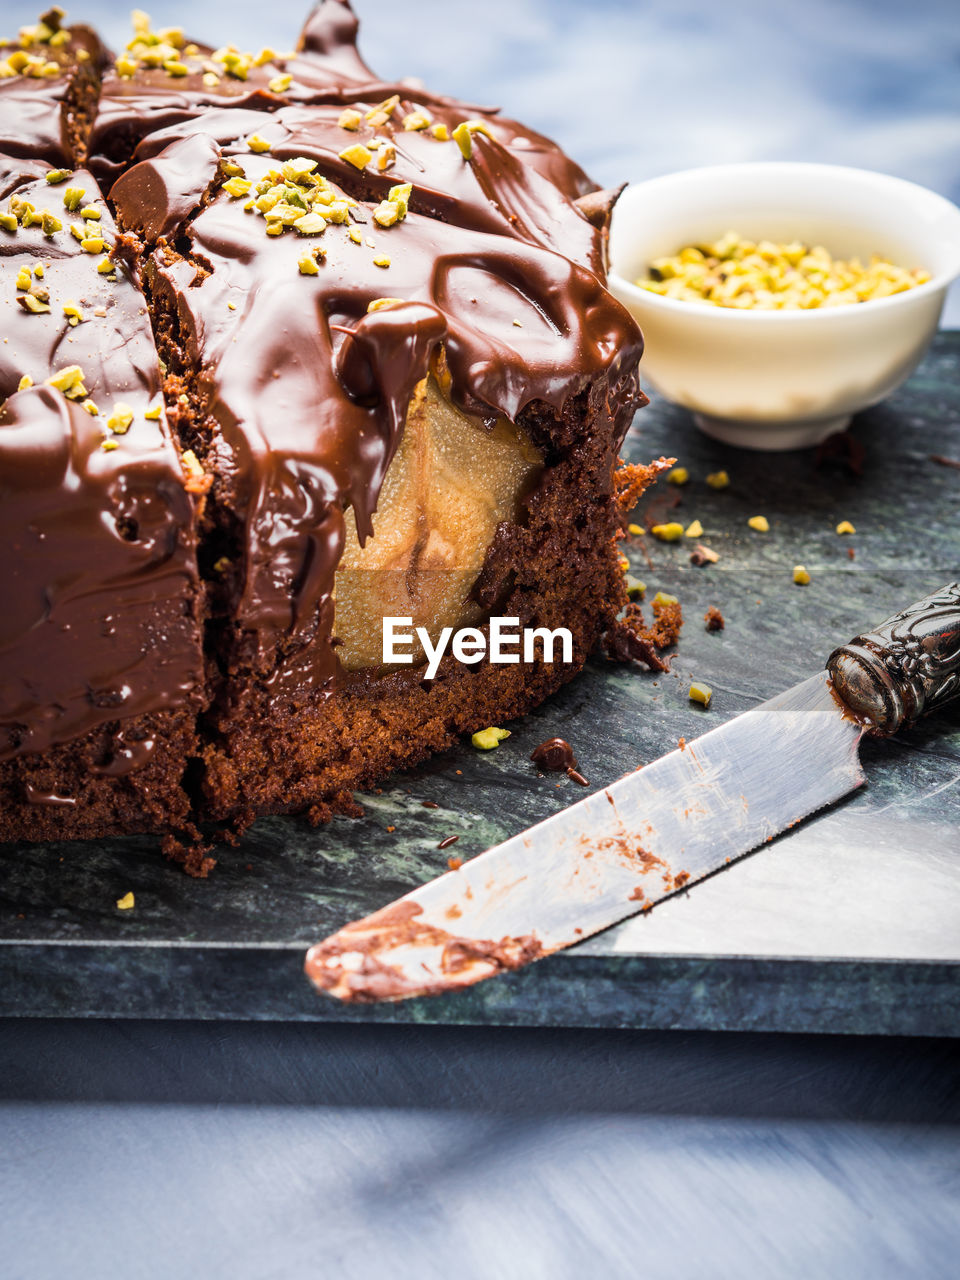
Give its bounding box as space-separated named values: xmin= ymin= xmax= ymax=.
xmin=305 ymin=582 xmax=960 ymax=1003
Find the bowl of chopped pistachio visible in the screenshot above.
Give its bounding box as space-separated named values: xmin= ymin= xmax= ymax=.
xmin=608 ymin=162 xmax=960 ymax=449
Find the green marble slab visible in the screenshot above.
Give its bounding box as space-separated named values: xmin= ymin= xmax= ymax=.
xmin=2 ymin=335 xmax=959 ymax=1032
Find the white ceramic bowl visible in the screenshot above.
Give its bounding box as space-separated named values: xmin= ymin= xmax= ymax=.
xmin=608 ymin=163 xmax=960 ymax=450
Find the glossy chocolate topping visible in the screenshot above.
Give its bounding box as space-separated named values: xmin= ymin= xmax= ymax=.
xmin=0 ymin=165 xmax=203 ymax=760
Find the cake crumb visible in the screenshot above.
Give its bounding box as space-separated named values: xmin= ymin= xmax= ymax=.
xmin=604 ymin=595 xmax=683 ymax=672
xmin=704 ymin=606 xmax=725 ymax=631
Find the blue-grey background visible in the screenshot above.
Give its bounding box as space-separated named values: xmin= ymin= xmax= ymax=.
xmin=3 ymin=2 xmax=960 ymax=1277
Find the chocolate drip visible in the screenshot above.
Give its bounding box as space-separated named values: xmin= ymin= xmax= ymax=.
xmin=0 ymin=167 xmax=204 ymax=762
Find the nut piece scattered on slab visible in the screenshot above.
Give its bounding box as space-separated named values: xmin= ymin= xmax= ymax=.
xmin=690 ymin=543 xmax=719 ymax=566
xmin=835 ymin=520 xmax=856 ymax=535
xmin=666 ymin=466 xmax=689 ymax=485
xmin=116 ymin=891 xmax=135 ymax=910
xmin=747 ymin=515 xmax=769 ymax=532
xmin=651 ymin=522 xmax=684 ymax=542
xmin=706 ymin=470 xmax=729 ymax=490
xmin=793 ymin=565 xmax=811 ymax=585
xmin=684 ymin=519 xmax=703 ymax=539
xmin=472 ymin=726 xmax=511 ymax=750
xmin=689 ymin=683 xmax=712 ymax=707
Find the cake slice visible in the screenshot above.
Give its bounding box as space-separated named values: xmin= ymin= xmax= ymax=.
xmin=0 ymin=7 xmax=108 ymax=168
xmin=0 ymin=2 xmax=661 ymax=864
xmin=0 ymin=155 xmax=205 ymax=845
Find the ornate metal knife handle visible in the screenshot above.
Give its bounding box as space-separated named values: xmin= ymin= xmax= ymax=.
xmin=826 ymin=582 xmax=960 ymax=735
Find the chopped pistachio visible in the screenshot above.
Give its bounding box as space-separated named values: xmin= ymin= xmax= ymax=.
xmin=338 ymin=107 xmax=362 ymax=131
xmin=366 ymin=297 xmax=404 ymax=313
xmin=653 ymin=591 xmax=679 ymax=607
xmin=40 ymin=210 xmax=62 ymax=235
xmin=62 ymin=185 xmax=84 ymax=210
xmin=667 ymin=466 xmax=689 ymax=485
xmin=81 ymin=398 xmax=99 ymax=415
xmin=17 ymin=373 xmax=33 ymax=391
xmin=747 ymin=515 xmax=770 ymax=532
xmin=372 ymin=254 xmax=391 ymax=268
xmin=45 ymin=364 xmax=85 ymax=393
xmin=33 ymin=263 xmax=44 ymax=278
xmin=268 ymin=72 xmax=292 ymax=93
xmin=347 ymin=227 xmax=362 ymax=244
xmin=372 ymin=200 xmax=399 ymax=228
xmin=101 ymin=438 xmax=119 ymax=451
xmin=639 ymin=231 xmax=931 ymax=310
xmin=222 ymin=176 xmax=252 ymax=198
xmin=293 ymin=212 xmax=327 ymax=236
xmin=253 ymin=46 xmax=276 ymax=67
xmin=387 ymin=182 xmax=412 ymax=218
xmin=246 ymin=133 xmax=271 ymax=153
xmin=835 ymin=520 xmax=856 ymax=535
xmin=338 ymin=143 xmax=373 ymax=171
xmin=402 ymin=109 xmax=431 ymax=131
xmin=376 ymin=143 xmax=396 ymax=172
xmin=0 ymin=212 xmax=17 ymax=232
xmin=69 ymin=223 xmax=85 ymax=241
xmin=689 ymin=683 xmax=713 ymax=708
xmin=451 ymin=121 xmax=473 ymax=159
xmin=651 ymin=522 xmax=685 ymax=542
xmin=283 ymin=159 xmax=318 ymax=183
xmin=793 ymin=565 xmax=811 ymax=585
xmin=144 ymin=403 xmax=162 ymax=420
xmin=80 ymin=236 xmax=105 ymax=253
xmin=80 ymin=205 xmax=101 ymax=220
xmin=298 ymin=251 xmax=320 ymax=275
xmin=62 ymin=300 xmax=84 ymax=325
xmin=106 ymin=402 xmax=134 ymax=434
xmin=44 ymin=168 xmax=70 ymax=183
xmin=365 ymin=94 xmax=399 ymax=123
xmin=627 ymin=522 xmax=644 ymax=536
xmin=705 ymin=470 xmax=730 ymax=490
xmin=15 ymin=266 xmax=32 ymax=290
xmin=202 ymin=70 xmax=219 ymax=87
xmin=96 ymin=256 xmax=116 ymax=275
xmin=18 ymin=293 xmax=50 ymax=313
xmin=684 ymin=519 xmax=703 ymax=539
xmin=221 ymin=161 xmax=244 ymax=177
xmin=115 ymin=891 xmax=135 ymax=910
xmin=164 ymin=59 xmax=188 ymax=75
xmin=114 ymin=54 xmax=139 ymax=77
xmin=625 ymin=575 xmax=646 ymax=600
xmin=471 ymin=726 xmax=511 ymax=751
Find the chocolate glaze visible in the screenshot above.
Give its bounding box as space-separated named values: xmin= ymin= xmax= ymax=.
xmin=0 ymin=166 xmax=203 ymax=761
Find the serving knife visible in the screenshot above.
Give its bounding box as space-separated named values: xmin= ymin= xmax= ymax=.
xmin=305 ymin=582 xmax=960 ymax=1003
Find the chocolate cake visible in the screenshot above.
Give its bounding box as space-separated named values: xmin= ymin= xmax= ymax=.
xmin=0 ymin=2 xmax=659 ymax=871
